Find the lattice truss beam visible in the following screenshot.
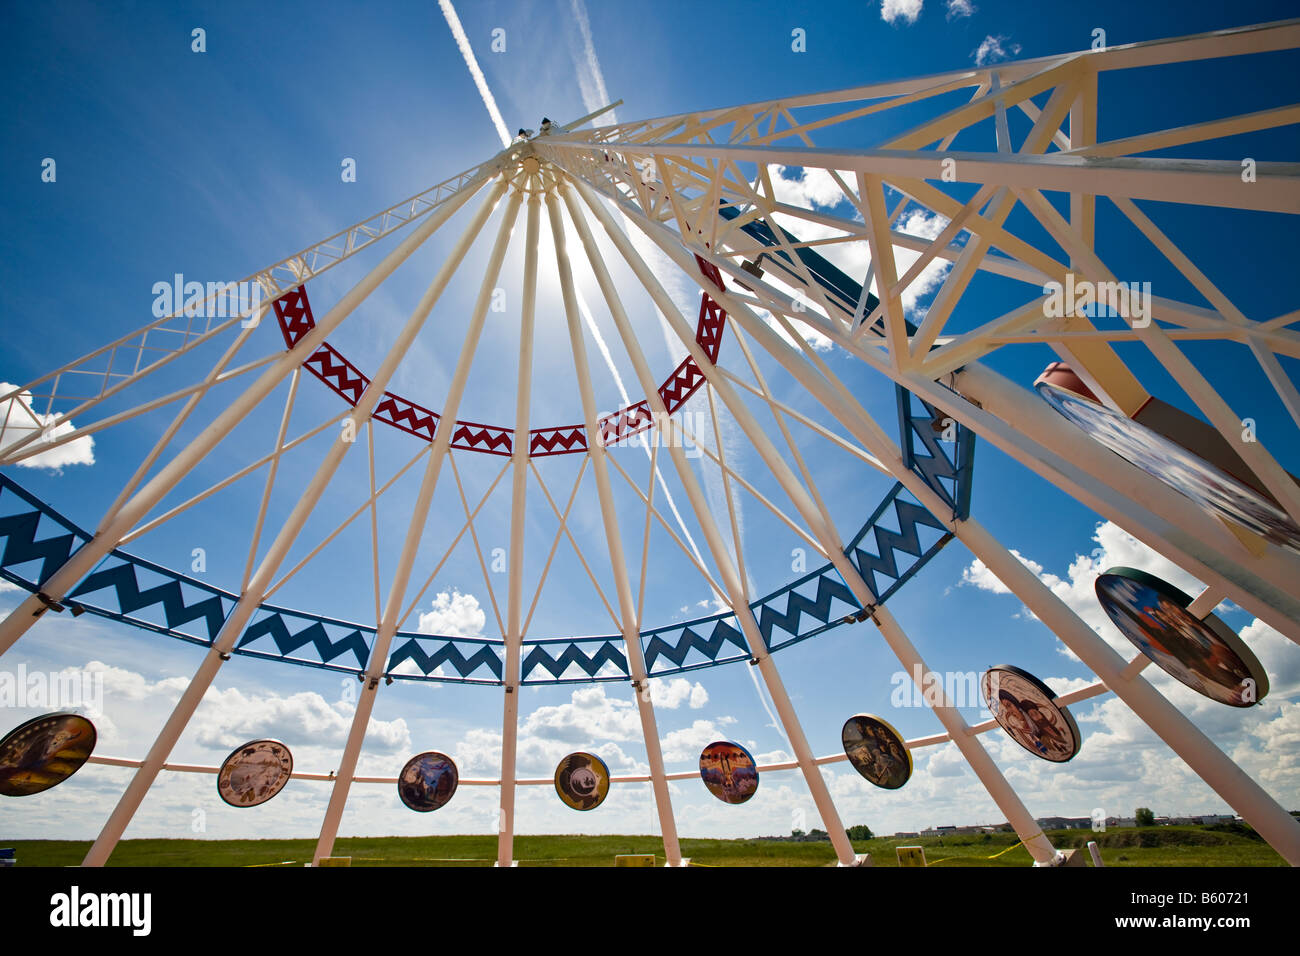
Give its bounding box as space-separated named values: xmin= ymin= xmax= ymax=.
xmin=1 ymin=19 xmax=1299 ymax=868
xmin=535 ymin=18 xmax=1300 ymax=631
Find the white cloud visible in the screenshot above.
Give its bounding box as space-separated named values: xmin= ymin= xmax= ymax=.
xmin=893 ymin=209 xmax=954 ymax=316
xmin=660 ymin=717 xmax=738 ymax=763
xmin=648 ymin=677 xmax=709 ymax=709
xmin=0 ymin=382 xmax=95 ymax=469
xmin=417 ymin=590 xmax=487 ymax=637
xmin=946 ymin=0 xmax=976 ymax=19
xmin=973 ymin=34 xmax=1021 ymax=66
xmin=521 ymin=685 xmax=643 ymax=743
xmin=881 ymin=0 xmax=924 ymax=26
xmin=960 ymin=520 xmax=1214 ymax=653
xmin=957 ymin=519 xmax=1300 ymax=700
xmin=81 ymin=660 xmax=410 ymax=753
xmin=770 ymin=165 xmax=850 ymax=210
xmin=960 ymin=548 xmax=1045 ymax=595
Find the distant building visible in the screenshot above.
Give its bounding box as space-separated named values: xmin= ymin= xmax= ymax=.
xmin=1037 ymin=816 xmax=1092 ymax=830
xmin=1199 ymin=814 xmax=1234 ymax=825
xmin=1106 ymin=817 xmax=1136 ymax=828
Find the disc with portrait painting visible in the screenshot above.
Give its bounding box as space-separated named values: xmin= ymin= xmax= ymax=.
xmin=554 ymin=752 xmax=611 ymax=811
xmin=1096 ymin=567 xmax=1268 ymax=707
xmin=842 ymin=714 xmax=912 ymax=789
xmin=981 ymin=665 xmax=1080 ymax=763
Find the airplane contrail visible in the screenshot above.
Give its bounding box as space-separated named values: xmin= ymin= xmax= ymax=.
xmin=438 ymin=0 xmax=512 ymax=149
xmin=569 ymin=0 xmax=619 ymax=126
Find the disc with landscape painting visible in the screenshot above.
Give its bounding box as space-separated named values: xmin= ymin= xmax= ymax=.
xmin=217 ymin=739 xmax=294 ymax=807
xmin=398 ymin=751 xmax=459 ymax=812
xmin=699 ymin=741 xmax=759 ymax=805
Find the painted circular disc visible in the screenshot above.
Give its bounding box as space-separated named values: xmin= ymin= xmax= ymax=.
xmin=699 ymin=741 xmax=759 ymax=804
xmin=398 ymin=751 xmax=459 ymax=812
xmin=1096 ymin=566 xmax=1268 ymax=707
xmin=217 ymin=739 xmax=294 ymax=807
xmin=982 ymin=665 xmax=1081 ymax=763
xmin=1036 ymin=378 xmax=1300 ymax=555
xmin=554 ymin=752 xmax=611 ymax=811
xmin=841 ymin=714 xmax=912 ymax=789
xmin=0 ymin=712 xmax=97 ymax=797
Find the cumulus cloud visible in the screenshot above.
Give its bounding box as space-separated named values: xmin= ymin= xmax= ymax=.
xmin=956 ymin=520 xmax=1300 ymax=712
xmin=973 ymin=34 xmax=1021 ymax=66
xmin=958 ymin=519 xmax=1216 ymax=655
xmin=960 ymin=548 xmax=1045 ymax=595
xmin=82 ymin=660 xmax=411 ymax=753
xmin=892 ymin=208 xmax=954 ymax=316
xmin=881 ymin=0 xmax=924 ymax=25
xmin=417 ymin=590 xmax=487 ymax=637
xmin=946 ymin=0 xmax=976 ymax=18
xmin=770 ymin=165 xmax=850 ymax=210
xmin=660 ymin=717 xmax=739 ymax=763
xmin=521 ymin=685 xmax=643 ymax=743
xmin=0 ymin=382 xmax=95 ymax=469
xmin=648 ymin=677 xmax=709 ymax=709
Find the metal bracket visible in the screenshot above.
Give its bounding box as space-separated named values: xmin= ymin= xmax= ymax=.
xmin=844 ymin=604 xmax=878 ymax=625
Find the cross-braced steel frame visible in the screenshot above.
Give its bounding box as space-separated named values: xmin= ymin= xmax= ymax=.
xmin=1 ymin=19 xmax=1298 ymax=867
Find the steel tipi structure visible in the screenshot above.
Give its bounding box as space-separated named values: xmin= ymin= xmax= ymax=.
xmin=1 ymin=18 xmax=1298 ymax=867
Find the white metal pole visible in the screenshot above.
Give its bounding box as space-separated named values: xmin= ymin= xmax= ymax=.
xmin=554 ymin=175 xmax=858 ymax=865
xmin=311 ymin=183 xmax=522 ymax=866
xmin=566 ymin=176 xmax=1058 ymax=865
xmin=104 ymin=301 xmax=270 ymax=520
xmin=952 ymin=364 xmax=1300 ymax=640
xmin=0 ymin=166 xmax=496 ymax=660
xmin=607 ymin=202 xmax=1300 ymax=864
xmin=543 ymin=148 xmax=1300 ymax=640
xmin=81 ymin=176 xmax=509 ymax=867
xmin=498 ymin=170 xmax=541 ymax=867
xmin=544 ymin=179 xmax=685 ymax=866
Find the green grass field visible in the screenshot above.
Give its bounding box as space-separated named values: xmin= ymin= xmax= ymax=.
xmin=4 ymin=824 xmax=1287 ymax=867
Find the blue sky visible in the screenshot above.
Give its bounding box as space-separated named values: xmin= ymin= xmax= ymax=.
xmin=1 ymin=0 xmax=1298 ymax=850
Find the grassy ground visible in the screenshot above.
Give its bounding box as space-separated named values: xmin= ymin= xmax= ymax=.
xmin=4 ymin=824 xmax=1287 ymax=867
